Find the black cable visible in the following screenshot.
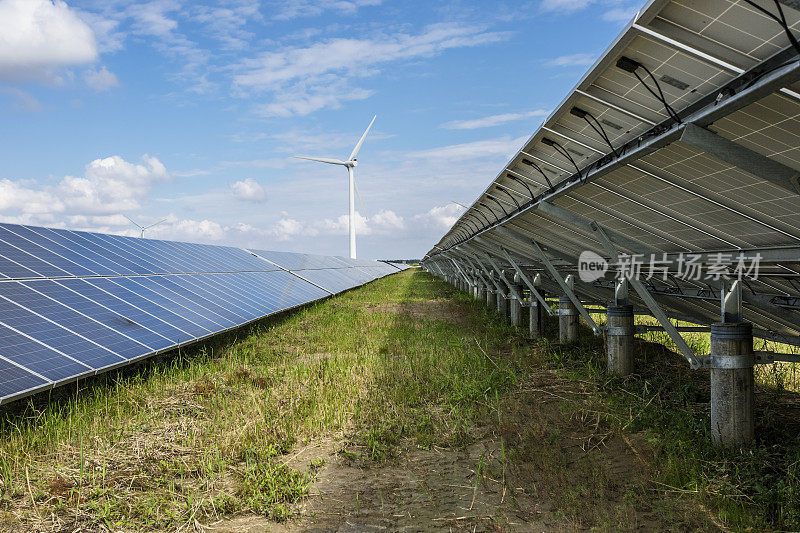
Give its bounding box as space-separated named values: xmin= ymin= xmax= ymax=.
xmin=570 ymin=107 xmax=619 ymax=157
xmin=742 ymin=0 xmax=800 ymax=56
xmin=496 ymin=186 xmax=521 ymax=208
xmin=479 ymin=202 xmax=501 ymax=222
xmin=541 ymin=138 xmax=584 ymax=182
xmin=520 ymin=158 xmax=554 ymax=189
xmin=474 ymin=208 xmax=493 ymax=226
xmin=633 ymin=64 xmax=683 ymax=124
xmin=507 ymin=174 xmax=535 ymax=198
xmin=486 ymin=195 xmax=509 ymax=215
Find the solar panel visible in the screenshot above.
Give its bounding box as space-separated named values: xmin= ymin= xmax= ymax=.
xmin=0 ymin=223 xmax=399 ymax=404
xmin=423 ymin=0 xmax=800 ymax=358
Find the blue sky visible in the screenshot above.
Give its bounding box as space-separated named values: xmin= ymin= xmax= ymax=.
xmin=0 ymin=0 xmax=643 ymax=259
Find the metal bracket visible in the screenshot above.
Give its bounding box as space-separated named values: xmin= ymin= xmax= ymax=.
xmin=482 ymin=253 xmax=524 ymax=303
xmin=697 ymin=354 xmax=756 ymax=369
xmin=448 ymin=257 xmax=471 ymax=286
xmin=460 ymin=249 xmax=505 ymax=296
xmin=723 ymin=280 xmax=742 ymax=323
xmin=590 ymin=222 xmax=702 ymax=369
xmin=606 ymin=326 xmax=634 ymax=336
xmin=530 ymin=238 xmax=602 ymax=335
xmin=496 ymin=245 xmax=555 ymax=316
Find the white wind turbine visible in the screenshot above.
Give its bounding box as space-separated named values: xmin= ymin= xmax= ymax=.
xmin=124 ymin=215 xmax=167 ymax=238
xmin=294 ymin=115 xmax=376 ymax=259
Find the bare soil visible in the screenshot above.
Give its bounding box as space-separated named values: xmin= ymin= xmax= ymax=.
xmin=206 ymin=304 xmax=720 ymax=532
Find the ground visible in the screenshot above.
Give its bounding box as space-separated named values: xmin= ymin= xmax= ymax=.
xmin=0 ymin=269 xmax=797 ymax=531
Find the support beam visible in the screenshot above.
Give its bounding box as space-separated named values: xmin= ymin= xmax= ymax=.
xmin=530 ymin=238 xmax=602 ymax=335
xmin=679 ymin=124 xmax=800 ymax=194
xmin=498 ymin=247 xmax=554 ymax=316
xmin=591 ymin=223 xmax=701 ymax=368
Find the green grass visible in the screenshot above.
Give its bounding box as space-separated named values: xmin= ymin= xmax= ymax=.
xmin=0 ymin=269 xmax=523 ymax=530
xmin=536 ymin=307 xmax=800 ymax=531
xmin=1 ymin=269 xmax=799 ymax=530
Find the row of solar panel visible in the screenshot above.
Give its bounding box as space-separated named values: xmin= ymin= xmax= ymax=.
xmin=0 ymin=224 xmax=405 ymax=404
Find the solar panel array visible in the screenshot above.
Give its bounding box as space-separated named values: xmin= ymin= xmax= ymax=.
xmin=422 ymin=0 xmax=800 ymax=360
xmin=0 ymin=223 xmax=400 ymax=404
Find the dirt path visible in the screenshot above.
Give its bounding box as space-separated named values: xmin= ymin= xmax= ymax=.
xmin=208 ymin=365 xmax=716 ymax=532
xmin=203 ymin=298 xmax=720 ymax=532
xmin=207 ymin=436 xmax=553 ymax=533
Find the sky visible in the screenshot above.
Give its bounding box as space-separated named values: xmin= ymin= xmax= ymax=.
xmin=0 ymin=0 xmax=645 ymax=260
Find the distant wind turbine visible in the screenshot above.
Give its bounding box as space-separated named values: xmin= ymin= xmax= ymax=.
xmin=294 ymin=115 xmax=376 ymax=259
xmin=124 ymin=215 xmax=167 ymax=238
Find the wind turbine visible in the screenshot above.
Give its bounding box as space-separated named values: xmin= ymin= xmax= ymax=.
xmin=294 ymin=115 xmax=376 ymax=259
xmin=124 ymin=215 xmax=167 ymax=238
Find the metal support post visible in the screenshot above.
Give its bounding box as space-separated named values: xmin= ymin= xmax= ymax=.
xmin=559 ymin=275 xmax=578 ymax=342
xmin=606 ymin=304 xmax=634 ymax=375
xmin=511 ymin=278 xmax=523 ymax=328
xmin=710 ymin=322 xmax=754 ymax=448
xmin=529 ymin=274 xmax=543 ymax=339
xmin=591 ymin=223 xmax=701 ymax=368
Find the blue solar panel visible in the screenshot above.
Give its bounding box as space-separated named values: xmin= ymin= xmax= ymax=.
xmin=0 ymin=222 xmax=400 ymax=404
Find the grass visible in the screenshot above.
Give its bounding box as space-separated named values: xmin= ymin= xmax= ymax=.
xmin=534 ymin=303 xmax=800 ymax=530
xmin=1 ymin=269 xmax=799 ymax=530
xmin=0 ymin=269 xmax=524 ymax=530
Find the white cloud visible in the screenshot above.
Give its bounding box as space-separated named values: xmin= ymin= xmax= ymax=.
xmin=191 ymin=0 xmax=261 ymax=50
xmin=230 ymin=178 xmax=267 ymax=202
xmin=406 ymin=135 xmax=527 ymax=161
xmin=235 ymin=23 xmax=509 ymax=116
xmin=544 ymin=52 xmax=597 ymax=67
xmin=269 ymin=217 xmax=311 ymax=241
xmin=440 ymin=109 xmax=549 ymax=130
xmin=0 ymin=87 xmax=42 ymax=112
xmin=272 ymin=0 xmax=382 ymax=20
xmin=414 ymin=204 xmax=465 ymax=230
xmin=0 ymin=154 xmax=170 ymax=220
xmin=540 ymin=0 xmax=595 ymax=12
xmin=254 ymin=78 xmax=374 ymax=117
xmin=0 ymin=0 xmax=98 ymax=81
xmin=602 ymin=6 xmax=637 ymax=23
xmin=370 ymin=209 xmax=405 ymax=231
xmin=84 ymin=66 xmax=119 ymax=90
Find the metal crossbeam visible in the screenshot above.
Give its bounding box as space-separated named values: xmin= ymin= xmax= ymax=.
xmin=481 ymin=253 xmax=524 ymax=302
xmin=499 ymin=246 xmax=554 ymax=315
xmin=679 ymin=124 xmax=800 ymax=194
xmin=530 ymin=238 xmax=601 ymax=335
xmin=591 ymin=222 xmax=701 ymax=368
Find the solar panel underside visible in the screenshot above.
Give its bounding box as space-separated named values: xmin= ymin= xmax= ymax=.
xmin=0 ymin=223 xmax=399 ymax=404
xmin=424 ymin=0 xmax=800 ymax=348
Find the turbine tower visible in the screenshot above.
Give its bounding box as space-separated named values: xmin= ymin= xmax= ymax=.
xmin=294 ymin=115 xmax=376 ymax=259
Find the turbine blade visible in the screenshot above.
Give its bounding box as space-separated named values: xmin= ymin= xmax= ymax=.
xmin=294 ymin=155 xmax=347 ymax=165
xmin=348 ymin=115 xmax=376 ymax=161
xmin=124 ymin=214 xmax=143 ymax=229
xmin=144 ymin=219 xmax=167 ymax=230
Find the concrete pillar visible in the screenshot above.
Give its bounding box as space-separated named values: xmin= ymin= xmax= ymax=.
xmin=606 ymin=304 xmax=634 ymax=375
xmin=487 ymin=288 xmax=496 ymax=309
xmin=558 ymin=296 xmax=578 ymax=342
xmin=510 ymin=290 xmax=522 ymax=328
xmin=497 ymin=289 xmax=508 ymax=318
xmin=529 ymin=300 xmax=541 ymax=338
xmin=710 ymin=322 xmax=754 ymax=448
